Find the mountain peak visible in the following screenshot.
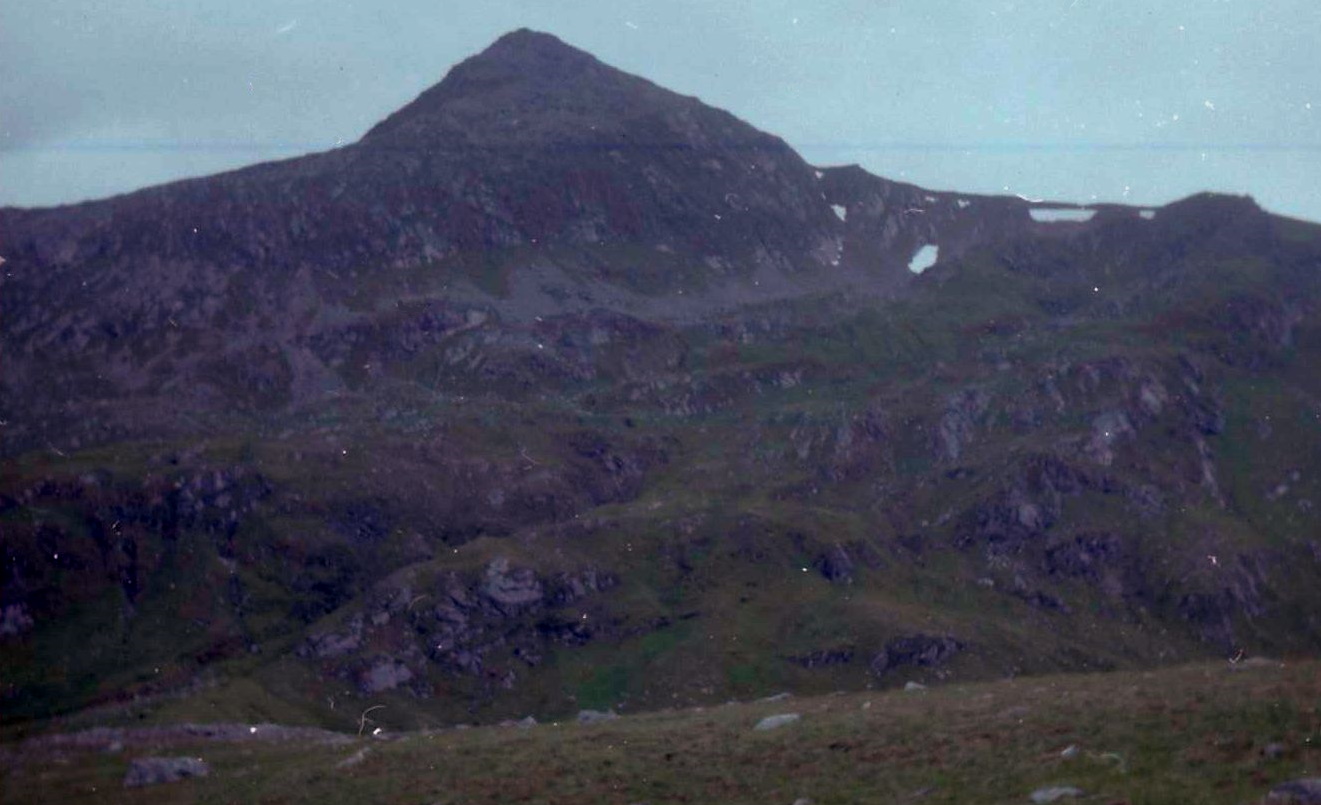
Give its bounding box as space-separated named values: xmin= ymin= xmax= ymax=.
xmin=456 ymin=28 xmax=606 ymax=84
xmin=483 ymin=28 xmax=590 ymax=62
xmin=358 ymin=29 xmax=630 ymax=148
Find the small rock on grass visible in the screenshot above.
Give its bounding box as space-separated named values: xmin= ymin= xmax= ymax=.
xmin=1029 ymin=786 xmax=1084 ymax=803
xmin=904 ymin=681 xmax=927 ymax=692
xmin=576 ymin=709 xmax=619 ymax=725
xmin=123 ymin=757 xmax=209 ymax=788
xmin=1230 ymin=656 xmax=1282 ymax=671
xmin=1266 ymin=779 xmax=1321 ymax=804
xmin=337 ymin=747 xmax=371 ymax=768
xmin=754 ymin=713 xmax=801 ymax=731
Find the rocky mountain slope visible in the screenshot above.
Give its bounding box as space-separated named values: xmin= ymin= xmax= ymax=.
xmin=2 ymin=29 xmax=1320 ymax=730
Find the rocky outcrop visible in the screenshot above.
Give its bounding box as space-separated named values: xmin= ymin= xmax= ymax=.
xmin=1176 ymin=553 xmax=1271 ymax=650
xmin=935 ymin=388 xmax=991 ymax=463
xmin=811 ymin=541 xmax=883 ymax=584
xmin=300 ymin=556 xmax=618 ymax=693
xmin=952 ymin=455 xmax=1092 ymax=553
xmin=357 ymin=658 xmax=416 ymax=695
xmin=304 ymin=621 xmax=364 ymax=659
xmin=1043 ymin=532 xmax=1148 ymax=603
xmin=786 ymin=647 xmax=855 ymax=669
xmin=481 ymin=557 xmax=544 ymax=615
xmin=427 ymin=558 xmax=617 ymax=674
xmin=870 ymin=634 xmax=964 ymax=677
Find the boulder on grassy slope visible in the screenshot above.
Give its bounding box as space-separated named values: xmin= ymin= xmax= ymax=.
xmin=1266 ymin=779 xmax=1321 ymax=804
xmin=123 ymin=756 xmax=209 ymax=787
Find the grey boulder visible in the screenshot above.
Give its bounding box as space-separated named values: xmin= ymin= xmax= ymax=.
xmin=576 ymin=709 xmax=620 ymax=725
xmin=1267 ymin=779 xmax=1321 ymax=804
xmin=753 ymin=713 xmax=801 ymax=731
xmin=1029 ymin=786 xmax=1084 ymax=803
xmin=123 ymin=756 xmax=210 ymax=788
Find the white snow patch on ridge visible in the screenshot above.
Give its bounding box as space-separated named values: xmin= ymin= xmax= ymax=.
xmin=957 ymin=199 xmax=971 ymax=209
xmin=1029 ymin=207 xmax=1096 ymax=223
xmin=831 ymin=204 xmax=847 ymax=222
xmin=1139 ymin=209 xmax=1157 ymax=220
xmin=908 ymin=244 xmax=939 ymax=274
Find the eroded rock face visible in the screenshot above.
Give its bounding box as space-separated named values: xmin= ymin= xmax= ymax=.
xmin=426 ymin=558 xmax=616 ymax=675
xmin=813 ymin=544 xmax=857 ymax=584
xmin=1177 ymin=565 xmax=1269 ymax=651
xmin=482 ymin=557 xmax=544 ymax=613
xmin=303 ymin=616 xmax=364 ymax=659
xmin=299 ymin=556 xmax=618 ymax=694
xmin=1085 ymin=410 xmax=1134 ymax=467
xmin=936 ymin=388 xmax=991 ymax=463
xmin=870 ymin=634 xmax=964 ymax=677
xmin=357 ymin=658 xmax=415 ymax=694
xmin=953 ymin=454 xmax=1094 ymax=550
xmin=1043 ymin=532 xmax=1148 ymax=603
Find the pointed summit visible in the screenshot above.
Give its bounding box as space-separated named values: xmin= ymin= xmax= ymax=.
xmin=478 ymin=28 xmax=602 ymax=73
xmin=345 ymin=30 xmax=839 ymax=266
xmin=359 ymin=28 xmax=672 ymax=149
xmin=356 ymin=28 xmax=807 ymax=161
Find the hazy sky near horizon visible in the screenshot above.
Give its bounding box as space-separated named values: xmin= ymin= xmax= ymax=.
xmin=2 ymin=0 xmax=1318 ymax=221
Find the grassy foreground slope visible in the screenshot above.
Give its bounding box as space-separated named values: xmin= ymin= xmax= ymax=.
xmin=3 ymin=658 xmax=1318 ymax=804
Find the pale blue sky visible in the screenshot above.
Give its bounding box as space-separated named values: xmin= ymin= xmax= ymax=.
xmin=2 ymin=1 xmax=1318 ymax=221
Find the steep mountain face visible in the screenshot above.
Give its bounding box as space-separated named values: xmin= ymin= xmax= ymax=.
xmin=3 ymin=30 xmax=1321 ymax=730
xmin=1 ymin=30 xmax=952 ymax=457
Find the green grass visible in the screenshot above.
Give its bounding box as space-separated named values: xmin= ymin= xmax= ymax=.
xmin=3 ymin=659 xmax=1318 ymax=804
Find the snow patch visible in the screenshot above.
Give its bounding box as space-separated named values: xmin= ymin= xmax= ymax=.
xmin=831 ymin=204 xmax=847 ymax=222
xmin=908 ymin=244 xmax=939 ymax=274
xmin=1029 ymin=207 xmax=1096 ymax=223
xmin=1139 ymin=209 xmax=1157 ymax=220
xmin=924 ymin=195 xmax=937 ymax=203
xmin=957 ymin=199 xmax=971 ymax=209
xmin=814 ymin=170 xmax=824 ymax=179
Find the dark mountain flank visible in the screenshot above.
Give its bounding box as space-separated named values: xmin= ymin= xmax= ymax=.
xmin=2 ymin=30 xmax=1320 ymax=730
